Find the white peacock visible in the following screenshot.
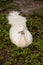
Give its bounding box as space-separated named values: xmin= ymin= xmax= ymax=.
xmin=7 ymin=11 xmax=33 ymax=48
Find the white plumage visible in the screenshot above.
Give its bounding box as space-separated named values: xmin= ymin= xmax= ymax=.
xmin=7 ymin=11 xmax=33 ymax=48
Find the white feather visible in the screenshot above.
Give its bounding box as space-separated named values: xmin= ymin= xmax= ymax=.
xmin=7 ymin=11 xmax=33 ymax=48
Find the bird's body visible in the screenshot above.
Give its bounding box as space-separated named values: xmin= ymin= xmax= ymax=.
xmin=7 ymin=11 xmax=33 ymax=48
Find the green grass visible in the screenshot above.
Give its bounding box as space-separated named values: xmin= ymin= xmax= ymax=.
xmin=0 ymin=12 xmax=43 ymax=65
xmin=33 ymin=0 xmax=43 ymax=2
xmin=0 ymin=0 xmax=13 ymax=7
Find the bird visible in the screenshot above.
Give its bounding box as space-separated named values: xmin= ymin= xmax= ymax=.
xmin=7 ymin=11 xmax=33 ymax=48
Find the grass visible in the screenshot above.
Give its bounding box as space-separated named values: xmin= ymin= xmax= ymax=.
xmin=0 ymin=0 xmax=20 ymax=12
xmin=33 ymin=0 xmax=43 ymax=2
xmin=0 ymin=12 xmax=43 ymax=65
xmin=0 ymin=0 xmax=43 ymax=65
xmin=0 ymin=0 xmax=13 ymax=7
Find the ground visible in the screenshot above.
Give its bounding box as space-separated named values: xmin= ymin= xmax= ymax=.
xmin=0 ymin=0 xmax=43 ymax=65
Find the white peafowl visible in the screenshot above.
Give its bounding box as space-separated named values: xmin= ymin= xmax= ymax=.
xmin=7 ymin=11 xmax=33 ymax=48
